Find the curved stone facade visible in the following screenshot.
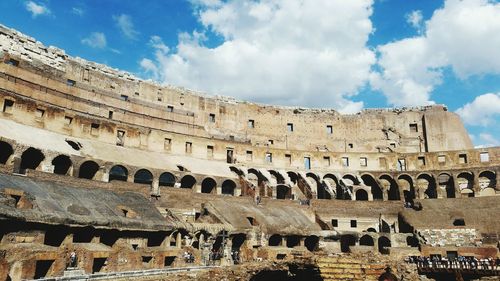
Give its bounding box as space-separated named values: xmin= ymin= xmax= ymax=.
xmin=0 ymin=24 xmax=498 ymax=280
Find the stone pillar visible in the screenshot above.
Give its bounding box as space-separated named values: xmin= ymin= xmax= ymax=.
xmin=152 ymin=178 xmax=160 ymax=195
xmin=473 ymin=174 xmax=480 ymax=194
xmin=282 ymin=237 xmax=286 ymax=247
xmin=12 ymin=156 xmax=21 ymax=173
xmin=176 ymin=232 xmax=182 ymax=248
xmin=452 ymin=175 xmax=460 ymax=198
xmin=101 ymin=167 xmax=109 ymax=182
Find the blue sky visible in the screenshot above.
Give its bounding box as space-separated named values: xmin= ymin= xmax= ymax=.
xmin=0 ymin=0 xmax=499 ymax=147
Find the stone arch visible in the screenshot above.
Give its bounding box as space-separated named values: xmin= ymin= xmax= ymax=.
xmin=78 ymin=161 xmax=100 ymax=180
xmin=180 ymin=175 xmax=196 ymax=189
xmin=268 ymin=234 xmax=282 ymax=246
xmin=322 ymin=174 xmax=338 ymax=199
xmin=438 ymin=173 xmax=455 ymax=198
xmin=342 ymin=174 xmax=360 ymax=186
xmin=109 ymin=165 xmax=128 ymax=182
xmin=20 ymin=147 xmax=45 ymax=173
xmin=479 ymin=170 xmax=496 ymax=189
xmin=269 ymin=170 xmax=285 ymax=184
xmin=159 ymin=172 xmax=176 ymax=187
xmin=52 ymin=155 xmax=72 ymax=175
xmin=134 ymin=169 xmax=153 ymax=185
xmin=306 ymin=172 xmax=320 ymax=195
xmin=398 ymin=174 xmax=415 ymax=203
xmin=231 ymin=233 xmax=246 ymax=250
xmin=359 ymin=235 xmax=374 ymax=246
xmin=201 ymin=177 xmax=217 ymax=194
xmin=286 ymin=235 xmax=301 ymax=248
xmin=193 ymin=230 xmax=211 ymax=249
xmin=379 ymin=175 xmax=400 ymax=201
xmin=305 ymin=235 xmax=319 ymax=252
xmin=221 ymin=179 xmax=236 ymax=196
xmin=247 ymin=168 xmax=261 ymax=186
xmin=276 ymin=184 xmax=291 ymax=199
xmin=287 ymin=171 xmax=298 ymax=185
xmin=361 ymin=174 xmax=383 ymax=200
xmin=0 ymin=141 xmax=14 ymax=165
xmin=340 ymin=234 xmax=356 ymax=253
xmin=381 ymin=220 xmax=391 ymax=233
xmin=378 ymin=236 xmax=391 ymax=255
xmin=457 ymin=172 xmax=474 ymax=197
xmin=417 ymin=173 xmax=437 ymax=199
xmin=229 ymin=166 xmax=244 ymax=176
xmin=355 ymin=189 xmax=368 ymax=201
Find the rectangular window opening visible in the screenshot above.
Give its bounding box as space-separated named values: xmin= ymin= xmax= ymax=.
xmin=35 ymin=108 xmax=45 ymax=118
xmin=120 ymin=94 xmax=129 ymax=101
xmin=326 ymin=125 xmax=333 ymax=134
xmin=458 ymin=153 xmax=467 ymax=164
xmin=438 ymin=155 xmax=446 ymax=163
xmin=409 ymin=123 xmax=418 ymax=133
xmin=265 ymin=152 xmax=273 ymax=163
xmin=287 ymin=123 xmax=294 ymax=132
xmin=207 ymin=145 xmax=214 ymax=158
xmin=90 ymin=123 xmax=100 ymax=135
xmin=108 ymin=111 xmax=113 ymax=119
xmin=209 ymin=113 xmax=216 ymax=123
xmin=285 ymin=154 xmax=291 ymax=166
xmin=418 ymin=156 xmax=426 ymax=166
xmin=248 ymin=119 xmax=255 ymax=128
xmin=116 ymin=130 xmax=125 ymax=146
xmin=480 ymin=152 xmax=489 ymax=162
xmin=3 ymin=99 xmax=14 ymax=113
xmin=350 ymin=220 xmax=357 ymax=228
xmin=164 ymin=138 xmax=172 ymax=151
xmin=185 ymin=142 xmax=192 ymax=154
xmin=66 ymin=79 xmax=76 ymax=87
xmin=246 ymin=150 xmax=253 ymax=161
xmin=341 ymin=157 xmax=349 ymax=167
xmin=360 ymin=157 xmax=367 ymax=167
xmin=167 ymin=105 xmax=174 ymax=112
xmin=397 ymin=158 xmax=407 ymax=171
xmin=6 ymin=58 xmax=19 ymax=66
xmin=332 ymin=219 xmax=338 ymax=227
xmin=323 ymin=156 xmax=331 ymax=167
xmin=304 ymin=157 xmax=311 ymax=170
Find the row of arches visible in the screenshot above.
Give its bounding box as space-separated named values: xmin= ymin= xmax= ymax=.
xmin=241 ymin=166 xmax=498 ymax=202
xmin=268 ymin=234 xmax=319 ymax=252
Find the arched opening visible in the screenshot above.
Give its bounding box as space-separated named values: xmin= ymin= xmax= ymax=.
xmin=276 ymin=185 xmax=291 ymax=199
xmin=340 ymin=235 xmax=356 ymax=253
xmin=134 ymin=169 xmax=153 ymax=185
xmin=380 ymin=175 xmax=400 ymax=201
xmin=418 ymin=174 xmax=437 ymax=199
xmin=479 ymin=171 xmax=496 ymax=189
xmin=287 ymin=172 xmax=298 ymax=185
xmin=322 ymin=174 xmax=337 ymax=200
xmin=221 ymin=179 xmax=236 ymax=196
xmin=247 ymin=169 xmax=260 ymax=187
xmin=109 ymin=165 xmax=128 ymax=182
xmin=159 ymin=172 xmax=176 ymax=187
xmin=229 ymin=166 xmax=244 ymax=176
xmin=381 ymin=220 xmax=391 ymax=233
xmin=457 ymin=172 xmax=474 ymax=197
xmin=361 ymin=174 xmax=383 ymax=200
xmin=355 ymin=189 xmax=368 ymax=201
xmin=406 ymin=236 xmax=419 ymax=247
xmin=359 ymin=235 xmax=374 ymax=246
xmin=180 ymin=175 xmax=196 ymax=189
xmin=438 ymin=173 xmax=455 ymax=198
xmin=20 ymin=147 xmax=45 ymax=173
xmin=201 ymin=177 xmax=216 ymax=194
xmin=286 ymin=235 xmax=300 ymax=248
xmin=269 ymin=170 xmax=285 ymax=184
xmin=398 ymin=175 xmax=415 ymax=203
xmin=52 ymin=155 xmax=72 ymax=175
xmin=0 ymin=141 xmax=13 ymax=164
xmin=232 ymin=233 xmax=246 ymax=250
xmin=78 ymin=161 xmax=99 ymax=179
xmin=268 ymin=234 xmax=282 ymax=246
xmin=367 ymin=228 xmax=377 ymax=233
xmin=378 ymin=236 xmax=391 ymax=255
xmin=305 ymin=236 xmax=319 ymax=252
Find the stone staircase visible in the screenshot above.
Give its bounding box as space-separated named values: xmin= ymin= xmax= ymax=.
xmin=316 ymin=255 xmax=386 ymax=281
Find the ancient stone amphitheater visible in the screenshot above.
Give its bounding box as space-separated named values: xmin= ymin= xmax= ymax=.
xmin=0 ymin=24 xmax=498 ymax=281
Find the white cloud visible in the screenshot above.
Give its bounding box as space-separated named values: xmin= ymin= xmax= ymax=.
xmin=372 ymin=0 xmax=500 ymax=107
xmin=113 ymin=14 xmax=139 ymax=40
xmin=478 ymin=133 xmax=499 ymax=147
xmin=406 ymin=10 xmax=423 ymax=32
xmin=25 ymin=1 xmax=50 ymax=18
xmin=455 ymin=93 xmax=500 ymax=126
xmin=72 ymin=7 xmax=84 ymax=16
xmin=140 ymin=0 xmax=375 ymax=112
xmin=81 ymin=32 xmax=107 ymax=49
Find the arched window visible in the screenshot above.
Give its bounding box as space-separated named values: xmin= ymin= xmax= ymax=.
xmin=268 ymin=234 xmax=282 ymax=246
xmin=359 ymin=235 xmax=374 ymax=246
xmin=201 ymin=178 xmax=216 ymax=194
xmin=20 ymin=147 xmax=45 ymax=173
xmin=159 ymin=172 xmax=176 ymax=187
xmin=180 ymin=175 xmax=196 ymax=189
xmin=0 ymin=141 xmax=13 ymax=164
xmin=286 ymin=235 xmax=300 ymax=248
xmin=340 ymin=235 xmax=356 ymax=253
xmin=78 ymin=161 xmax=99 ymax=179
xmin=134 ymin=169 xmax=153 ymax=185
xmin=362 ymin=174 xmax=383 ymax=200
xmin=378 ymin=236 xmax=391 ymax=255
xmin=304 ymin=235 xmax=319 ymax=252
xmin=109 ymin=165 xmax=128 ymax=182
xmin=355 ymin=189 xmax=368 ymax=201
xmin=52 ymin=155 xmax=72 ymax=175
xmin=221 ymin=180 xmax=236 ymax=196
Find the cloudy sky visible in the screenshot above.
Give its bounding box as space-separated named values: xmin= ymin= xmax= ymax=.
xmin=1 ymin=0 xmax=499 ymax=147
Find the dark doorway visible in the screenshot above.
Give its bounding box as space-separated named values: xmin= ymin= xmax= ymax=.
xmin=78 ymin=161 xmax=99 ymax=179
xmin=34 ymin=260 xmax=54 ymax=279
xmin=109 ymin=165 xmax=128 ymax=182
xmin=340 ymin=235 xmax=356 ymax=253
xmin=221 ymin=180 xmax=236 ymax=195
xmin=159 ymin=172 xmax=176 ymax=187
xmin=52 ymin=155 xmax=72 ymax=175
xmin=201 ymin=178 xmax=216 ymax=194
xmin=0 ymin=141 xmax=13 ymax=164
xmin=180 ymin=175 xmax=196 ymax=189
xmin=20 ymin=147 xmax=45 ymax=173
xmin=134 ymin=169 xmax=153 ymax=185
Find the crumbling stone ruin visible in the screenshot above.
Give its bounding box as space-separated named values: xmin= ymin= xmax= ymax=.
xmin=0 ymin=24 xmax=499 ymax=281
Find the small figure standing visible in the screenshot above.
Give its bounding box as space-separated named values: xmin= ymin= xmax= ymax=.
xmin=69 ymin=251 xmax=77 ymax=268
